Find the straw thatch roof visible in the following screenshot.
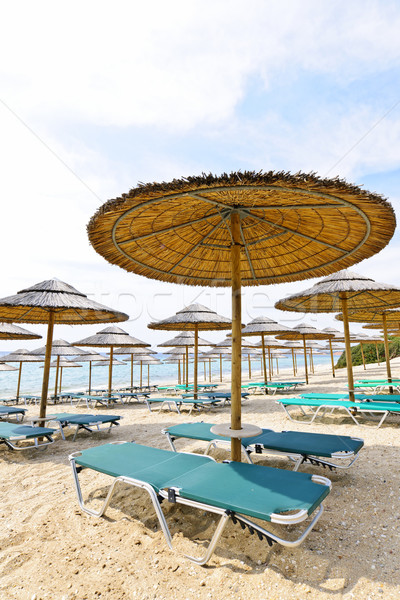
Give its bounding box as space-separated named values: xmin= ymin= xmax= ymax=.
xmin=73 ymin=326 xmax=149 ymax=348
xmin=322 ymin=327 xmax=343 ymax=338
xmin=336 ymin=307 xmax=400 ymax=325
xmin=0 ymin=349 xmax=44 ymax=363
xmin=32 ymin=339 xmax=89 ymax=357
xmin=0 ymin=323 xmax=41 ymax=340
xmin=158 ymin=331 xmax=212 ymax=347
xmin=93 ymin=359 xmax=126 ymax=366
xmin=0 ymin=278 xmax=129 ymax=324
xmin=113 ymin=347 xmax=156 ymax=356
xmin=72 ymin=352 xmax=108 ymax=363
xmin=148 ymin=304 xmax=231 ymax=331
xmin=132 ymin=356 xmax=161 ymax=365
xmin=275 ymin=270 xmax=400 ymax=313
xmin=241 ymin=316 xmax=291 ymax=336
xmin=0 ymin=362 xmax=18 ymax=371
xmin=87 ymin=171 xmax=395 ymax=287
xmin=47 ymin=358 xmax=81 ymax=368
xmin=276 ymin=323 xmax=333 ymax=340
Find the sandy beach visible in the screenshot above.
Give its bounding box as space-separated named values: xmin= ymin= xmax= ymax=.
xmin=1 ymin=359 xmax=399 ymax=600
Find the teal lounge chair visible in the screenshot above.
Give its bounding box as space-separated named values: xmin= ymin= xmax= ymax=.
xmin=277 ymin=397 xmax=400 ymax=428
xmin=70 ymin=441 xmax=331 ymax=565
xmin=30 ymin=413 xmax=122 ymax=441
xmin=300 ymin=393 xmax=400 ymax=404
xmin=0 ymin=406 xmax=26 ymax=422
xmin=162 ymin=422 xmax=363 ymax=471
xmin=143 ymin=397 xmax=224 ymax=415
xmin=0 ymin=422 xmax=55 ymax=450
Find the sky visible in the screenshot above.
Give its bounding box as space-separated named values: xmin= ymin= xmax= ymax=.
xmin=0 ymin=0 xmax=400 ymax=350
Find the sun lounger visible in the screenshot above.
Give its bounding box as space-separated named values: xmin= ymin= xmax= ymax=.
xmin=300 ymin=393 xmax=400 ymax=404
xmin=29 ymin=413 xmax=122 ymax=441
xmin=143 ymin=397 xmax=224 ymax=415
xmin=162 ymin=422 xmax=363 ymax=471
xmin=277 ymin=397 xmax=400 ymax=428
xmin=353 ymin=382 xmax=400 ymax=393
xmin=74 ymin=394 xmax=121 ymax=409
xmin=0 ymin=422 xmax=55 ymax=450
xmin=0 ymin=406 xmax=26 ymax=422
xmin=70 ymin=441 xmax=331 ymax=565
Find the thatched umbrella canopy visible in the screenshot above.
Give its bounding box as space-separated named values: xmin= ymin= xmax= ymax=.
xmin=88 ymin=170 xmax=395 ymax=461
xmin=336 ymin=307 xmax=400 ymax=388
xmin=71 ymin=351 xmax=108 ymax=394
xmin=113 ymin=346 xmax=156 ymax=389
xmin=275 ymin=270 xmax=400 ymax=398
xmin=241 ymin=316 xmax=292 ymax=381
xmin=0 ymin=362 xmax=17 ymax=371
xmin=148 ymin=303 xmax=231 ymax=399
xmin=0 ymin=323 xmax=41 ymax=340
xmin=73 ymin=326 xmax=148 ymax=397
xmin=276 ymin=323 xmax=333 ymax=384
xmin=93 ymin=358 xmax=127 ymax=366
xmin=0 ymin=349 xmax=44 ymax=400
xmin=0 ymin=279 xmax=128 ymax=418
xmin=158 ymin=330 xmax=212 ymax=387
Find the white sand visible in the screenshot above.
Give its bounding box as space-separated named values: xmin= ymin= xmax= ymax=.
xmin=1 ymin=360 xmax=400 ymax=599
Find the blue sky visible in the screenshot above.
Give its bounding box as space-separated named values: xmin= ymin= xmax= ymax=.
xmin=0 ymin=0 xmax=399 ymax=349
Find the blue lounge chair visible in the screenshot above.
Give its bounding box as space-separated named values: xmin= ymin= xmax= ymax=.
xmin=0 ymin=422 xmax=55 ymax=450
xmin=0 ymin=406 xmax=26 ymax=422
xmin=70 ymin=441 xmax=331 ymax=565
xmin=33 ymin=413 xmax=122 ymax=441
xmin=162 ymin=422 xmax=363 ymax=471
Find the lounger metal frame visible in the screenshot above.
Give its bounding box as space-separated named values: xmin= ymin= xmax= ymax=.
xmin=69 ymin=441 xmax=330 ymax=566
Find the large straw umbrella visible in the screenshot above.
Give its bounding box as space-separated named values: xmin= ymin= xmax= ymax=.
xmin=276 ymin=324 xmax=333 ymax=384
xmin=87 ymin=170 xmax=395 ymax=460
xmin=0 ymin=349 xmax=44 ymax=401
xmin=148 ymin=304 xmax=231 ymax=398
xmin=73 ymin=326 xmax=149 ymax=398
xmin=241 ymin=316 xmax=292 ymax=382
xmin=0 ymin=279 xmax=128 ymax=418
xmin=0 ymin=323 xmax=41 ymax=340
xmin=275 ymin=270 xmax=400 ymax=400
xmin=336 ymin=307 xmax=400 ymax=389
xmin=113 ymin=346 xmax=157 ymax=389
xmin=158 ymin=330 xmax=212 ymax=387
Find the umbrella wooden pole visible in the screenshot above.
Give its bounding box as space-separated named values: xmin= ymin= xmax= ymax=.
xmin=54 ymin=355 xmax=60 ymax=402
xmin=261 ymin=333 xmax=267 ymax=383
xmin=108 ymin=346 xmax=114 ymax=398
xmin=89 ymin=361 xmax=92 ymax=394
xmin=203 ymin=362 xmax=206 ymax=380
xmin=219 ymin=355 xmax=222 ymax=382
xmin=276 ymin=357 xmax=279 ymax=375
xmin=39 ymin=311 xmax=55 ymax=420
xmin=310 ymin=348 xmax=314 ymax=374
xmin=131 ymin=356 xmax=134 ymax=388
xmin=382 ymin=314 xmax=393 ymax=392
xmin=340 ymin=293 xmax=355 ymax=402
xmin=231 ymin=211 xmax=242 ymax=462
xmin=16 ymin=363 xmax=22 ymax=401
xmin=147 ymin=365 xmax=150 ymax=387
xmin=329 ymin=339 xmax=335 ymax=377
xmin=248 ymin=354 xmax=251 ymax=379
xmin=59 ymin=366 xmax=63 ymax=394
xmin=140 ymin=360 xmax=143 ymax=388
xmin=178 ymin=359 xmax=181 ymax=385
xmin=268 ymin=347 xmax=272 ymax=379
xmin=302 ymin=336 xmax=309 ymax=384
xmin=360 ymin=342 xmax=366 ymax=370
xmin=375 ymin=342 xmax=380 ymax=366
xmin=294 ymin=352 xmax=298 ymax=374
xmin=185 ymin=346 xmax=189 ymax=388
xmin=209 ymin=357 xmax=212 ymax=382
xmin=194 ymin=325 xmax=199 ymax=399
xmin=291 ymin=349 xmax=296 ymax=376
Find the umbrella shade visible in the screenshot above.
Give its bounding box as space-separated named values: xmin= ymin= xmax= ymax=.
xmin=0 ymin=348 xmax=44 ymax=399
xmin=0 ymin=279 xmax=128 ymax=419
xmin=0 ymin=323 xmax=41 ymax=340
xmin=88 ymin=171 xmax=395 ymax=461
xmin=275 ymin=270 xmax=400 ymax=396
xmin=73 ymin=326 xmax=149 ymax=397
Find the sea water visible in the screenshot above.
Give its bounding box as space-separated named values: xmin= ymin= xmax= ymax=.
xmin=0 ymin=353 xmax=332 ymax=397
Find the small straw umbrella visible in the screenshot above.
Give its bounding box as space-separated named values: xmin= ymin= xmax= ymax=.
xmin=73 ymin=326 xmax=149 ymax=398
xmin=281 ymin=340 xmax=303 ymax=376
xmin=0 ymin=322 xmax=41 ymax=340
xmin=336 ymin=307 xmax=400 ymax=390
xmin=148 ymin=304 xmax=231 ymax=399
xmin=43 ymin=358 xmax=81 ymax=395
xmin=275 ymin=270 xmax=400 ymax=400
xmin=322 ymin=327 xmax=343 ymax=377
xmin=113 ymin=346 xmax=157 ymax=389
xmin=0 ymin=363 xmax=17 ymax=371
xmin=254 ymin=337 xmax=291 ymax=378
xmin=0 ymin=278 xmax=128 ymax=418
xmin=132 ymin=355 xmax=162 ymax=387
xmin=360 ymin=327 xmax=385 ymax=365
xmin=276 ymin=324 xmax=333 ymax=384
xmin=87 ymin=171 xmax=395 ymax=461
xmin=158 ymin=330 xmax=212 ymax=388
xmin=71 ymin=351 xmax=109 ymax=394
xmin=241 ymin=316 xmax=292 ymax=382
xmin=0 ymin=349 xmax=44 ymax=401
xmin=32 ymin=339 xmax=89 ymax=402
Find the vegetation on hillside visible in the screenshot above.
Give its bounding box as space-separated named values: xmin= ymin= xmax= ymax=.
xmin=336 ymin=336 xmax=400 ymax=368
